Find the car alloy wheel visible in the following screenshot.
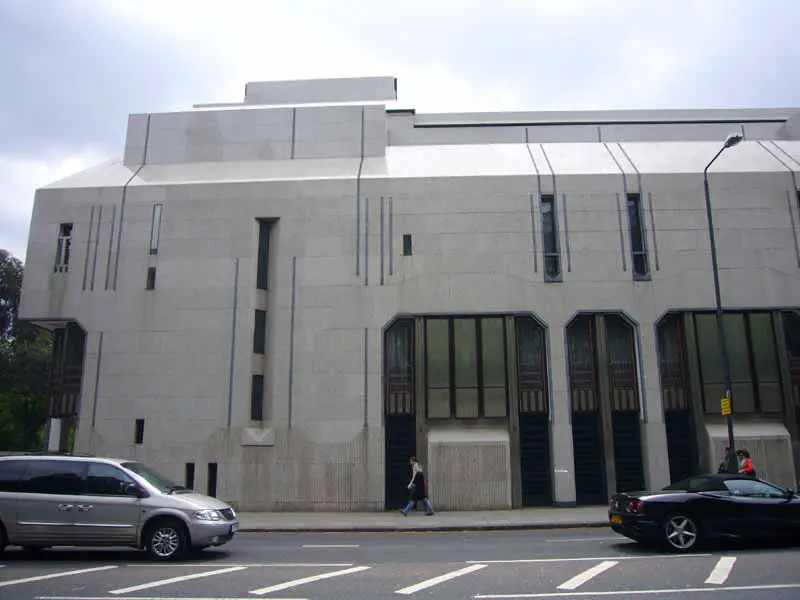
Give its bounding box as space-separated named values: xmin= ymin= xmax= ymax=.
xmin=664 ymin=514 xmax=699 ymax=551
xmin=146 ymin=520 xmax=187 ymax=560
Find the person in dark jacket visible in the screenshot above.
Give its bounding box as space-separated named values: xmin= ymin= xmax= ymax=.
xmin=401 ymin=457 xmax=434 ymax=516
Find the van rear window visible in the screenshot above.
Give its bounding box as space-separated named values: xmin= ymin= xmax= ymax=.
xmin=0 ymin=460 xmax=26 ymax=492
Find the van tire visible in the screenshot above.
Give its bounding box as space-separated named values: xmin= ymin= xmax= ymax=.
xmin=143 ymin=517 xmax=189 ymax=561
xmin=0 ymin=521 xmax=7 ymax=552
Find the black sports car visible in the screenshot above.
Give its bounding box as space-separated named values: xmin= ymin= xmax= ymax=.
xmin=608 ymin=473 xmax=800 ymax=552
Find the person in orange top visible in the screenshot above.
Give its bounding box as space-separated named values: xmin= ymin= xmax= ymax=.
xmin=736 ymin=449 xmax=756 ymax=477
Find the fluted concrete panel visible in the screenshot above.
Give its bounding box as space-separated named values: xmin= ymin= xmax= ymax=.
xmin=427 ymin=428 xmax=512 ymax=510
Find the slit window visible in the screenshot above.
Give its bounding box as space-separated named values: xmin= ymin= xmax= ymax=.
xmin=149 ymin=204 xmax=163 ymax=254
xmin=253 ymin=310 xmax=266 ymax=354
xmin=55 ymin=223 xmax=73 ymax=273
xmin=134 ymin=419 xmax=144 ymax=444
xmin=146 ymin=266 xmax=156 ymax=290
xmin=256 ymin=220 xmax=270 ymax=290
xmin=207 ymin=463 xmax=218 ymax=497
xmin=185 ymin=462 xmax=195 ymax=489
xmin=540 ymin=196 xmax=560 ymax=280
xmin=402 ymin=234 xmax=413 ymax=256
xmin=250 ymin=374 xmax=264 ymax=421
xmin=627 ymin=193 xmax=649 ymax=278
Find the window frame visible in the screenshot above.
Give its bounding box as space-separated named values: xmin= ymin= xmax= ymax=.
xmin=149 ymin=204 xmax=163 ymax=255
xmin=20 ymin=459 xmax=87 ymax=495
xmin=54 ymin=223 xmax=73 ymax=273
xmin=85 ymin=462 xmax=135 ymax=497
xmin=253 ymin=310 xmax=267 ymax=354
xmin=250 ymin=373 xmax=265 ymax=421
xmin=540 ymin=195 xmax=561 ymax=282
xmin=0 ymin=459 xmax=26 ymax=493
xmin=424 ymin=315 xmax=510 ymax=421
xmin=723 ymin=478 xmax=788 ymax=498
xmin=626 ymin=193 xmax=650 ymax=280
xmin=256 ymin=220 xmax=271 ymax=290
xmin=402 ymin=234 xmax=413 ymax=256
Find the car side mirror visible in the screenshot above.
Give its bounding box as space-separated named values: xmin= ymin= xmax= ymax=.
xmin=124 ymin=482 xmax=147 ymax=498
xmin=787 ymin=488 xmax=795 ymax=499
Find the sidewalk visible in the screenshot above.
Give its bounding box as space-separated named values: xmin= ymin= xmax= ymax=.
xmin=237 ymin=506 xmax=609 ymax=533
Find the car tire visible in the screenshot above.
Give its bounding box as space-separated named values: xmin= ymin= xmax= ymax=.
xmin=143 ymin=518 xmax=189 ymax=561
xmin=0 ymin=523 xmax=7 ymax=553
xmin=662 ymin=513 xmax=701 ymax=552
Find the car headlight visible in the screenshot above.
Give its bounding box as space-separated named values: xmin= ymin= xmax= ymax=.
xmin=195 ymin=509 xmax=223 ymax=521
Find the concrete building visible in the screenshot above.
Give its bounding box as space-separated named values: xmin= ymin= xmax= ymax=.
xmin=18 ymin=76 xmax=800 ymax=511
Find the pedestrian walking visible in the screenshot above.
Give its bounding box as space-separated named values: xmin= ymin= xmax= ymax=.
xmin=718 ymin=446 xmax=737 ymax=473
xmin=401 ymin=457 xmax=434 ymax=516
xmin=736 ymin=449 xmax=756 ymax=477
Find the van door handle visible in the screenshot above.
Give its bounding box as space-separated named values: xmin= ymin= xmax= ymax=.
xmin=76 ymin=504 xmax=94 ymax=512
xmin=57 ymin=504 xmax=73 ymax=511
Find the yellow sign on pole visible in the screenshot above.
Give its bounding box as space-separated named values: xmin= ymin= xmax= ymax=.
xmin=721 ymin=396 xmax=731 ymax=416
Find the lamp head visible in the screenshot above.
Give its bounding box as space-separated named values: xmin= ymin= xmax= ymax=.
xmin=723 ymin=133 xmax=743 ymax=149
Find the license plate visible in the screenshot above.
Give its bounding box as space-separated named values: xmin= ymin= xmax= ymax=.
xmin=231 ymin=523 xmax=239 ymax=533
xmin=610 ymin=515 xmax=623 ymax=525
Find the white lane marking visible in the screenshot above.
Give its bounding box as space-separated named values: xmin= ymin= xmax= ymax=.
xmin=544 ymin=537 xmax=621 ymax=543
xmin=0 ymin=565 xmax=117 ymax=588
xmin=122 ymin=563 xmax=352 ymax=568
xmin=705 ymin=556 xmax=737 ymax=585
xmin=109 ymin=566 xmax=247 ymax=595
xmin=395 ymin=564 xmax=488 ymax=595
xmin=301 ymin=544 xmax=359 ymax=548
xmin=556 ymin=561 xmax=617 ymax=591
xmin=467 ymin=553 xmax=711 ymax=564
xmin=474 ymin=582 xmax=800 ymax=598
xmin=249 ymin=565 xmax=371 ymax=596
xmin=39 ymin=597 xmax=305 ymax=600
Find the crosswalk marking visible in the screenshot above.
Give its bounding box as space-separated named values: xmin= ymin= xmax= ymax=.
xmin=248 ymin=565 xmax=371 ymax=595
xmin=302 ymin=544 xmax=359 ymax=548
xmin=557 ymin=561 xmax=618 ymax=590
xmin=468 ymin=553 xmax=711 ymax=564
xmin=108 ymin=566 xmax=247 ymax=595
xmin=474 ymin=582 xmax=800 ymax=598
xmin=395 ymin=564 xmax=488 ymax=595
xmin=0 ymin=565 xmax=117 ymax=588
xmin=704 ymin=556 xmax=736 ymax=585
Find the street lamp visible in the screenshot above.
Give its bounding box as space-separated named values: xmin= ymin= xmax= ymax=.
xmin=702 ymin=132 xmax=743 ymax=473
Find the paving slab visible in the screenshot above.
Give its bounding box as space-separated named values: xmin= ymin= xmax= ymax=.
xmin=237 ymin=506 xmax=609 ymax=532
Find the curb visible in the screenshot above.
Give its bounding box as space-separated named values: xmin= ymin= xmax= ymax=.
xmin=239 ymin=521 xmax=609 ymax=534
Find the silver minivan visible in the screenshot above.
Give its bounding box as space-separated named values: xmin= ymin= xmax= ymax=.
xmin=0 ymin=453 xmax=240 ymax=560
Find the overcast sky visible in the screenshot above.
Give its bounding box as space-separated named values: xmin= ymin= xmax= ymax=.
xmin=2 ymin=0 xmax=799 ymax=261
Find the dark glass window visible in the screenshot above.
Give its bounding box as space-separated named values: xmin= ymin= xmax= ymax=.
xmin=540 ymin=196 xmax=560 ymax=280
xmin=149 ymin=204 xmax=163 ymax=254
xmin=403 ymin=234 xmax=412 ymax=256
xmin=145 ymin=267 xmax=156 ymax=290
xmin=516 ymin=317 xmax=548 ymax=415
xmin=55 ymin=223 xmax=73 ymax=273
xmin=135 ymin=419 xmax=145 ymax=444
xmin=425 ymin=317 xmax=508 ymax=419
xmin=748 ymin=313 xmax=782 ymax=412
xmin=253 ymin=310 xmax=266 ymax=354
xmin=0 ymin=460 xmax=25 ymax=492
xmin=250 ymin=374 xmax=264 ymax=421
xmin=724 ymin=479 xmax=786 ymax=498
xmin=627 ymin=194 xmax=649 ymax=278
xmin=385 ymin=319 xmax=415 ymax=415
xmin=23 ymin=460 xmax=86 ymax=495
xmin=85 ymin=463 xmax=134 ymax=496
xmin=207 ymin=463 xmax=218 ymax=497
xmin=185 ymin=462 xmax=195 ymax=489
xmin=256 ymin=220 xmax=270 ymax=290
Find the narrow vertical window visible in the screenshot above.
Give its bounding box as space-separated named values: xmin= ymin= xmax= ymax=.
xmin=250 ymin=374 xmax=264 ymax=421
xmin=627 ymin=194 xmax=649 ymax=278
xmin=55 ymin=223 xmax=73 ymax=273
xmin=149 ymin=204 xmax=163 ymax=254
xmin=185 ymin=462 xmax=195 ymax=489
xmin=253 ymin=310 xmax=266 ymax=354
xmin=540 ymin=196 xmax=561 ymax=280
xmin=146 ymin=266 xmax=156 ymax=290
xmin=402 ymin=234 xmax=413 ymax=256
xmin=134 ymin=419 xmax=144 ymax=444
xmin=207 ymin=463 xmax=218 ymax=497
xmin=256 ymin=220 xmax=270 ymax=290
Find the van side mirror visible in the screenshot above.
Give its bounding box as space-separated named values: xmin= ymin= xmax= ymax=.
xmin=124 ymin=482 xmax=147 ymax=498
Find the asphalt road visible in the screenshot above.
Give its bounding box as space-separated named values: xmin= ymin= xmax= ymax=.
xmin=1 ymin=527 xmax=799 ymax=600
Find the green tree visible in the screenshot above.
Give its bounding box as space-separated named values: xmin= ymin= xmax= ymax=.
xmin=0 ymin=249 xmax=52 ymax=450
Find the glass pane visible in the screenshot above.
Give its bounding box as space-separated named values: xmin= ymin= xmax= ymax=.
xmin=544 ymin=255 xmax=560 ymax=278
xmin=386 ymin=319 xmax=414 ymax=415
xmin=724 ymin=313 xmax=752 ymax=383
xmin=426 ymin=319 xmax=450 ymax=388
xmin=481 ymin=318 xmax=506 ymax=387
xmin=517 ymin=317 xmax=547 ymax=414
xmin=695 ymin=314 xmax=723 ymax=384
xmin=427 ymin=389 xmax=450 ymax=419
xmin=453 ymin=319 xmax=477 ymax=388
xmin=749 ymin=313 xmax=779 ymax=381
xmin=783 ymin=311 xmax=800 ymax=357
xmin=484 ymin=387 xmax=508 ymax=417
xmin=455 ymin=388 xmax=480 ymax=418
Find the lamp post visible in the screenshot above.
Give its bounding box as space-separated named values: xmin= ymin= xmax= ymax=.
xmin=702 ymin=133 xmax=743 ymax=473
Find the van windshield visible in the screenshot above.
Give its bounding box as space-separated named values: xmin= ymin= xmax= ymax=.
xmin=121 ymin=462 xmax=187 ymax=494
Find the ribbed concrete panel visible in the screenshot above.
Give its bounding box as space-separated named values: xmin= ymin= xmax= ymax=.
xmin=427 ymin=428 xmax=512 ymax=510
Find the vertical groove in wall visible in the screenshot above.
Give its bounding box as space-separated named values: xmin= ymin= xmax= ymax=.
xmin=227 ymin=258 xmax=240 ymax=429
xmin=90 ymin=205 xmax=103 ymax=289
xmin=112 ymin=114 xmax=151 ymax=290
xmin=290 ymin=108 xmax=297 ymax=159
xmin=525 ymin=138 xmax=541 ymax=273
xmin=770 ymin=140 xmax=800 ymax=170
xmin=288 ymin=256 xmax=297 ymax=429
xmin=758 ymin=141 xmax=799 ymax=190
xmin=82 ymin=205 xmax=95 ymax=290
xmin=380 ymin=197 xmax=385 ymax=285
xmin=740 ymin=123 xmax=746 ymax=140
xmin=562 ymin=194 xmax=572 ymax=272
xmin=647 ymin=192 xmax=660 ymax=271
xmin=615 ymin=193 xmax=628 ymax=271
xmin=617 ymin=143 xmax=642 ymax=195
xmin=388 ymin=197 xmax=394 ymax=276
xmin=103 ymin=205 xmax=117 ymax=290
xmin=364 ymin=197 xmax=370 ymax=286
xmin=786 ymin=191 xmax=800 ymax=267
xmin=355 ymin=107 xmax=365 ymax=278
xmin=90 ymin=331 xmax=104 ymax=428
xmin=597 ymin=125 xmax=603 ymax=142
xmin=363 ymin=328 xmax=369 ymax=429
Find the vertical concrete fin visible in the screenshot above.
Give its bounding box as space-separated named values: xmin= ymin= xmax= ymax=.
xmin=103 ymin=205 xmax=117 ymax=290
xmin=227 ymin=258 xmax=240 ymax=428
xmin=524 ymin=132 xmax=541 ymax=273
xmin=363 ymin=328 xmax=369 ymax=429
xmin=364 ymin=197 xmax=370 ymax=286
xmin=380 ymin=197 xmax=385 ymax=285
xmin=90 ymin=331 xmax=104 ymax=428
xmin=388 ymin=197 xmax=394 ymax=276
xmin=615 ymin=193 xmax=628 ymax=271
xmin=647 ymin=192 xmax=661 ymax=271
xmin=562 ymin=193 xmax=572 ymax=273
xmin=288 ymin=256 xmax=297 ymax=429
xmin=82 ymin=205 xmax=95 ymax=291
xmin=90 ymin=205 xmax=103 ymax=289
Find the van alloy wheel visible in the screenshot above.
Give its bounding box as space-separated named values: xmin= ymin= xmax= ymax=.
xmin=664 ymin=515 xmax=699 ymax=551
xmin=145 ymin=520 xmax=187 ymax=560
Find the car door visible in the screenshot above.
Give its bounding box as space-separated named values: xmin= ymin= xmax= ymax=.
xmin=73 ymin=462 xmax=143 ymax=545
xmin=0 ymin=459 xmax=25 ymax=543
xmin=721 ymin=478 xmax=793 ymax=540
xmin=14 ymin=459 xmax=88 ymax=546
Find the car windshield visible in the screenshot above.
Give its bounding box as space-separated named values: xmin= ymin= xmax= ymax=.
xmin=121 ymin=462 xmax=187 ymax=494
